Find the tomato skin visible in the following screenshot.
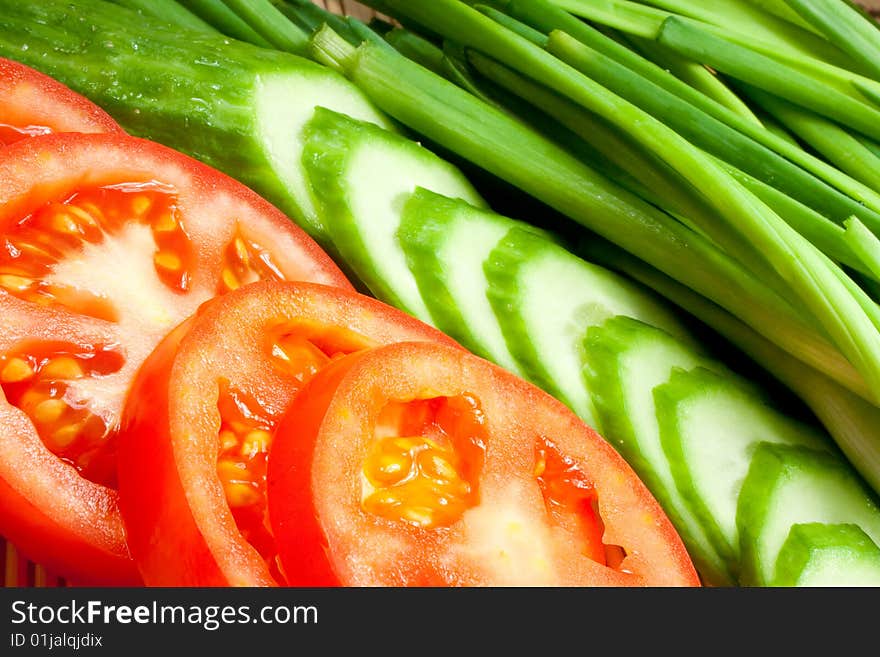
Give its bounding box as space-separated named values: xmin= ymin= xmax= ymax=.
xmin=0 ymin=133 xmax=353 ymax=585
xmin=268 ymin=342 xmax=700 ymax=587
xmin=0 ymin=57 xmax=123 ymax=145
xmin=117 ymin=317 xmax=243 ymax=587
xmin=0 ymin=296 xmax=141 ymax=586
xmin=117 ymin=282 xmax=459 ymax=587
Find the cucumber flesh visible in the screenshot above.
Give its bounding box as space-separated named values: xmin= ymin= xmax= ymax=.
xmin=397 ymin=189 xmax=526 ymax=374
xmin=0 ymin=1 xmax=394 ymax=245
xmin=584 ymin=316 xmax=734 ymax=585
xmin=737 ymin=442 xmax=880 ymax=586
xmin=485 ymin=228 xmax=694 ymax=428
xmin=772 ymin=523 xmax=880 ymax=587
xmin=255 ymin=73 xmax=394 ymax=241
xmin=302 ymin=108 xmax=486 ymax=320
xmin=655 ymin=367 xmax=830 ymax=570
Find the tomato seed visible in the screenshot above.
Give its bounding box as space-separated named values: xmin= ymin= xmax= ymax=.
xmin=0 ymin=357 xmax=34 ymax=383
xmin=221 ymin=268 xmax=240 ymax=291
xmin=153 ymin=251 xmax=182 ymax=272
xmin=0 ymin=274 xmax=34 ymax=293
xmin=152 ymin=212 xmax=177 ymax=233
xmin=40 ymin=356 xmax=85 ymax=380
xmin=32 ymin=398 xmax=69 ymax=425
xmin=131 ymin=195 xmax=152 ymax=217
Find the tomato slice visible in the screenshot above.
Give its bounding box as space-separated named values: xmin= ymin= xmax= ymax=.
xmin=0 ymin=133 xmax=352 ymax=585
xmin=117 ymin=281 xmax=459 ymax=587
xmin=0 ymin=57 xmax=123 ymax=145
xmin=267 ymin=342 xmax=700 ymax=587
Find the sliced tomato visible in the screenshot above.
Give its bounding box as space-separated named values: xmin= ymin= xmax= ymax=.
xmin=267 ymin=342 xmax=700 ymax=587
xmin=0 ymin=57 xmax=123 ymax=145
xmin=0 ymin=133 xmax=352 ymax=585
xmin=117 ymin=281 xmax=459 ymax=587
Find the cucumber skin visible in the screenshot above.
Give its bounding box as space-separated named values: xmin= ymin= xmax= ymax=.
xmin=736 ymin=442 xmax=880 ymax=586
xmin=583 ymin=317 xmax=735 ymax=586
xmin=772 ymin=523 xmax=880 ymax=587
xmin=0 ymin=0 xmax=386 ymax=241
xmin=397 ymin=189 xmax=520 ymax=367
xmin=484 ymin=228 xmax=599 ymax=425
xmin=301 ymin=107 xmax=482 ymax=319
xmin=655 ymin=367 xmax=829 ymax=575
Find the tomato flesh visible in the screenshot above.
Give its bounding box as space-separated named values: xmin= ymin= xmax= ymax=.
xmin=268 ymin=341 xmax=700 ymax=587
xmin=214 ymin=333 xmax=340 ymax=569
xmin=0 ymin=123 xmax=53 ymax=145
xmin=117 ymin=281 xmax=458 ymax=586
xmin=0 ymin=133 xmax=352 ymax=585
xmin=362 ymin=396 xmax=486 ymax=530
xmin=0 ymin=341 xmax=124 ymax=488
xmin=1 ymin=185 xmax=192 ymax=320
xmin=0 ymin=57 xmax=123 ymax=147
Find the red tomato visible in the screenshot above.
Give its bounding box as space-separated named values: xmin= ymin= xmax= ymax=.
xmin=117 ymin=281 xmax=459 ymax=587
xmin=0 ymin=57 xmax=123 ymax=145
xmin=0 ymin=133 xmax=352 ymax=585
xmin=267 ymin=342 xmax=700 ymax=587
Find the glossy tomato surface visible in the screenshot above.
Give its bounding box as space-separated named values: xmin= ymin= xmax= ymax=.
xmin=0 ymin=57 xmax=123 ymax=145
xmin=268 ymin=342 xmax=700 ymax=587
xmin=0 ymin=133 xmax=351 ymax=584
xmin=118 ymin=281 xmax=459 ymax=587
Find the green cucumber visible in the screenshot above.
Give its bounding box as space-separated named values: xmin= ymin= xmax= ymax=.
xmin=772 ymin=523 xmax=880 ymax=587
xmin=583 ymin=316 xmax=734 ymax=585
xmin=0 ymin=0 xmax=394 ymax=244
xmin=484 ymin=228 xmax=694 ymax=427
xmin=302 ymin=108 xmax=486 ymax=320
xmin=737 ymin=442 xmax=880 ymax=586
xmin=397 ymin=189 xmax=529 ymax=374
xmin=655 ymin=367 xmax=829 ymax=572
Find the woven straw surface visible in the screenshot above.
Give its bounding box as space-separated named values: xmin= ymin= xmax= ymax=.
xmin=2 ymin=0 xmax=879 ymax=588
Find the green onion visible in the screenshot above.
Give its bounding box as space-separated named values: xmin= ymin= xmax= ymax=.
xmin=384 ymin=29 xmax=447 ymax=74
xmin=656 ymin=16 xmax=880 ymax=141
xmin=743 ymin=85 xmax=880 ymax=193
xmin=177 ymin=0 xmax=273 ymax=45
xmin=109 ymin=0 xmax=217 ymax=33
xmin=846 ymin=217 xmax=880 ymax=283
xmin=553 ymin=0 xmax=861 ymax=69
xmin=217 ymin=0 xmax=309 ymax=53
xmin=273 ymin=0 xmax=361 ymax=43
xmin=782 ymin=0 xmax=880 ymax=79
xmin=622 ymin=34 xmax=763 ymax=125
xmin=477 ymin=0 xmax=880 ymax=225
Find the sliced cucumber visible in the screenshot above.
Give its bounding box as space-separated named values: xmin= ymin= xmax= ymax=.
xmin=584 ymin=316 xmax=734 ymax=585
xmin=772 ymin=523 xmax=880 ymax=587
xmin=302 ymin=108 xmax=486 ymax=320
xmin=485 ymin=228 xmax=694 ymax=427
xmin=255 ymin=72 xmax=394 ymax=242
xmin=655 ymin=367 xmax=830 ymax=572
xmin=397 ymin=189 xmax=527 ymax=374
xmin=737 ymin=442 xmax=880 ymax=586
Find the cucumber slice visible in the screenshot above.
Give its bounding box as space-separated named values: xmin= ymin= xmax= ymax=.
xmin=737 ymin=442 xmax=880 ymax=586
xmin=584 ymin=316 xmax=734 ymax=585
xmin=655 ymin=368 xmax=830 ymax=572
xmin=302 ymin=108 xmax=486 ymax=321
xmin=772 ymin=523 xmax=880 ymax=587
xmin=485 ymin=228 xmax=694 ymax=428
xmin=255 ymin=73 xmax=394 ymax=242
xmin=397 ymin=189 xmax=527 ymax=374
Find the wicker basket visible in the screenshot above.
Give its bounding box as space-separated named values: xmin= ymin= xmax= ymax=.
xmin=2 ymin=0 xmax=879 ymax=588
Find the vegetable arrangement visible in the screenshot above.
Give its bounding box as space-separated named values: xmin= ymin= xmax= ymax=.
xmin=0 ymin=49 xmax=698 ymax=588
xmin=1 ymin=0 xmax=880 ymax=588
